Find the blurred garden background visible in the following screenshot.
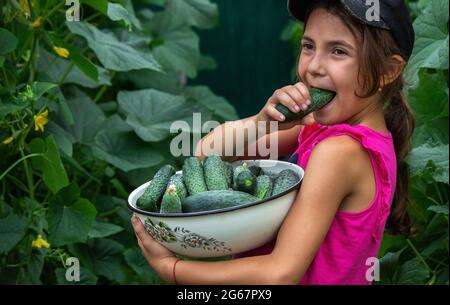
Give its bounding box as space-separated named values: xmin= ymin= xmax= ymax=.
xmin=0 ymin=0 xmax=448 ymax=285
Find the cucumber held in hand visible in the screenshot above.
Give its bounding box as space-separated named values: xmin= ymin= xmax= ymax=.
xmin=254 ymin=175 xmax=273 ymax=200
xmin=236 ymin=169 xmax=257 ymax=194
xmin=137 ymin=165 xmax=175 ymax=212
xmin=272 ymin=169 xmax=300 ymax=196
xmin=183 ymin=157 xmax=208 ymax=196
xmin=276 ymin=87 xmax=336 ymax=122
xmin=182 ymin=190 xmax=259 ymax=213
xmin=204 ymin=155 xmax=229 ymax=191
xmin=160 ymin=184 xmax=182 ymax=213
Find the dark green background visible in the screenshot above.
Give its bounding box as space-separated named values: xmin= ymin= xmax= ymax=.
xmin=192 ymin=0 xmax=296 ymax=119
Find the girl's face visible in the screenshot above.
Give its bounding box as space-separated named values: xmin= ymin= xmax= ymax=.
xmin=298 ymin=8 xmax=379 ymax=125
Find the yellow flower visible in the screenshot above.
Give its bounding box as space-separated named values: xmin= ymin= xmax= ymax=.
xmin=34 ymin=109 xmax=49 ymax=132
xmin=53 ymin=47 xmax=70 ymax=59
xmin=2 ymin=137 xmax=14 ymax=145
xmin=19 ymin=0 xmax=31 ymax=18
xmin=31 ymin=235 xmax=51 ymax=249
xmin=31 ymin=17 xmax=42 ymax=29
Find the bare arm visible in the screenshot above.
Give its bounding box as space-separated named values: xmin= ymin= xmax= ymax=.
xmin=194 ymin=115 xmax=303 ymax=163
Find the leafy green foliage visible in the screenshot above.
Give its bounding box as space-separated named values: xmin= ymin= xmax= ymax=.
xmin=0 ymin=0 xmax=237 ymax=284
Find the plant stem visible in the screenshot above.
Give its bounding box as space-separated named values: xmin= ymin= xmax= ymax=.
xmin=0 ymin=153 xmax=42 ymax=181
xmin=58 ymin=62 xmax=74 ymax=84
xmin=433 ymin=183 xmax=444 ymax=205
xmin=93 ymin=72 xmax=115 ymax=103
xmin=406 ymin=239 xmax=434 ymax=275
xmin=42 ymin=0 xmax=65 ymax=20
xmin=2 ymin=67 xmax=10 ymax=88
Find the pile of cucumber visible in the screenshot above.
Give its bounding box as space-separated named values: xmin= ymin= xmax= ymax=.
xmin=136 ymin=155 xmax=300 ymax=214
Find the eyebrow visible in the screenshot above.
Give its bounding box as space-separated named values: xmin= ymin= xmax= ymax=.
xmin=301 ymin=35 xmax=355 ymax=51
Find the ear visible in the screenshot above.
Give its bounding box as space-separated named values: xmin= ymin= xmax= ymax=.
xmin=381 ymin=55 xmax=406 ymax=87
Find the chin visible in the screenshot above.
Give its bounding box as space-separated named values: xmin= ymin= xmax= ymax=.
xmin=313 ymin=114 xmax=337 ymax=126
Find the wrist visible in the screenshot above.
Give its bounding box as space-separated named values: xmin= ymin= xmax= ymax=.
xmin=161 ymin=257 xmax=180 ymax=284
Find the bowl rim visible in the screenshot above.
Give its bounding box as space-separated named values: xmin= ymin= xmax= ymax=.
xmin=127 ymin=160 xmax=304 ymax=218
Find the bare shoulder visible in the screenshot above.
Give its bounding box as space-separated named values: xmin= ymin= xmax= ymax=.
xmin=307 ymin=135 xmax=371 ymax=187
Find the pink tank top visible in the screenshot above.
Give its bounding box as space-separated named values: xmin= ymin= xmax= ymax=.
xmin=234 ymin=123 xmax=397 ymax=285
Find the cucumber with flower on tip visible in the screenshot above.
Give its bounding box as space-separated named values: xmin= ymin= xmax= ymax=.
xmin=232 ymin=162 xmax=249 ymax=190
xmin=276 ymin=87 xmax=336 ymax=122
xmin=168 ymin=173 xmax=187 ymax=200
xmin=160 ymin=184 xmax=182 ymax=213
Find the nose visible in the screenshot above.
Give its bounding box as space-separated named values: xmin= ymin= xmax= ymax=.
xmin=306 ymin=52 xmax=327 ymax=78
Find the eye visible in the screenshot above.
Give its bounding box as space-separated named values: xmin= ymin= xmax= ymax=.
xmin=332 ymin=48 xmax=347 ymax=56
xmin=301 ymin=43 xmax=314 ymax=51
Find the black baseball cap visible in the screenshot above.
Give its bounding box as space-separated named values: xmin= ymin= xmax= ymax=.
xmin=287 ymin=0 xmax=415 ymax=60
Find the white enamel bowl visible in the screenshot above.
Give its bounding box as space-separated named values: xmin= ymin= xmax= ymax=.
xmin=127 ymin=159 xmax=304 ymax=258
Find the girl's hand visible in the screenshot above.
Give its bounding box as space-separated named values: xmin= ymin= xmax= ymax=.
xmin=131 ymin=215 xmax=177 ymax=283
xmin=256 ymin=82 xmax=315 ymax=130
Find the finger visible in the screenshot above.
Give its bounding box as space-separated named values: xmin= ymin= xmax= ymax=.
xmin=293 ymin=82 xmax=311 ymax=104
xmin=284 ymin=86 xmax=308 ymax=111
xmin=266 ymin=102 xmax=286 ymax=121
xmin=273 ymin=89 xmax=299 ymax=114
xmin=131 ymin=215 xmax=150 ymax=243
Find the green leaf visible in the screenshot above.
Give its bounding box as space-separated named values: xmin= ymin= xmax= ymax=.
xmin=408 ymin=70 xmax=448 ymax=125
xmin=107 ymin=3 xmax=141 ymax=31
xmin=23 ymin=252 xmax=44 ymax=284
xmin=47 ymin=184 xmax=97 ymax=246
xmin=0 ymin=28 xmax=18 ymax=55
xmin=117 ymin=89 xmax=211 ymax=142
xmin=68 ymin=239 xmax=126 ymax=283
xmin=88 ymin=221 xmax=124 ymax=239
xmin=184 ymin=86 xmax=239 ymax=121
xmin=408 ymin=143 xmax=449 ymax=184
xmin=147 ymin=12 xmax=200 ymax=78
xmin=60 ymin=93 xmax=106 ymax=145
xmin=37 ymin=47 xmax=110 ymax=88
xmin=427 ymin=205 xmax=449 ymax=215
xmin=55 ymin=266 xmax=98 ymax=285
xmin=29 ymin=135 xmax=69 ymax=193
xmin=48 ymin=35 xmax=99 ymax=82
xmin=125 ymin=69 xmax=182 ymax=94
xmin=89 ymin=239 xmax=126 ymax=282
xmin=406 ymin=0 xmax=449 ymax=88
xmin=66 ymin=21 xmax=161 ymax=72
xmin=81 ymin=0 xmax=141 ymax=30
xmin=396 ymin=258 xmax=430 ymax=284
xmin=0 ymin=100 xmax=28 ymax=118
xmin=166 ymin=0 xmax=219 ymax=29
xmin=92 ymin=115 xmax=164 ymax=171
xmin=31 ymin=82 xmax=58 ymax=100
xmin=124 ymin=247 xmax=164 ymax=284
xmin=378 ymin=250 xmax=402 ymax=284
xmin=0 ymin=55 xmax=4 ymax=67
xmin=0 ymin=214 xmax=27 ymax=253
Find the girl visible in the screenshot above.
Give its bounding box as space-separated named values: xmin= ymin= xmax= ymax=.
xmin=131 ymin=0 xmax=416 ymax=285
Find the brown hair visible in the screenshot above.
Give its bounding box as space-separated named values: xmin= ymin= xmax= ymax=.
xmin=302 ymin=0 xmax=416 ymax=235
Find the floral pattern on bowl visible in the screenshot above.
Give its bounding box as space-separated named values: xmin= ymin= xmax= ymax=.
xmin=144 ymin=218 xmax=233 ymax=254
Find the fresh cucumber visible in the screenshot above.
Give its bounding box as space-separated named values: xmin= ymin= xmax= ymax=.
xmin=276 ymin=87 xmax=335 ymax=122
xmin=160 ymin=184 xmax=182 ymax=213
xmin=204 ymin=155 xmax=229 ymax=191
xmin=248 ymin=165 xmax=262 ymax=176
xmin=254 ymin=175 xmax=273 ymax=199
xmin=168 ymin=173 xmax=187 ymax=200
xmin=235 ymin=169 xmax=257 ymax=194
xmin=137 ymin=165 xmax=175 ymax=212
xmin=182 ymin=157 xmax=208 ymax=196
xmin=232 ymin=162 xmax=249 ymax=189
xmin=182 ymin=190 xmax=259 ymax=213
xmin=272 ymin=169 xmax=300 ymax=195
xmin=223 ymin=161 xmax=233 ymax=188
